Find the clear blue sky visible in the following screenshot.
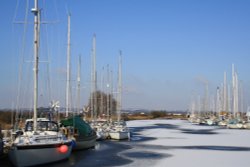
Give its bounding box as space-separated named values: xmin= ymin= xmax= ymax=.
xmin=1 ymin=0 xmax=250 ymax=110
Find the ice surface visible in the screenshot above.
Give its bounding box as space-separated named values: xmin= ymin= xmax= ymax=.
xmin=123 ymin=119 xmax=250 ymax=167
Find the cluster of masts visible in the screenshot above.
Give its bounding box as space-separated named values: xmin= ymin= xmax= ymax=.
xmin=1 ymin=1 xmax=130 ymax=166
xmin=190 ymin=64 xmax=243 ymax=116
xmin=61 ymin=13 xmax=130 ymax=142
xmin=64 ymin=14 xmax=123 ymax=123
xmin=188 ymin=64 xmax=250 ymax=129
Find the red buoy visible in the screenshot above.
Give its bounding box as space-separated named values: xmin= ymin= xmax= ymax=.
xmin=58 ymin=145 xmax=68 ymax=154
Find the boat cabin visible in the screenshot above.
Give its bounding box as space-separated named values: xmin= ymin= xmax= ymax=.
xmin=25 ymin=118 xmax=59 ymax=132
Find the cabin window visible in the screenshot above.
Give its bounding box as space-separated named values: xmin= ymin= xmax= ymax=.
xmin=25 ymin=121 xmax=58 ymax=132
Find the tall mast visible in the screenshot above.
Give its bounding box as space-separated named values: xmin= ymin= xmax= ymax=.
xmin=216 ymin=87 xmax=221 ymax=114
xmin=203 ymin=82 xmax=209 ymax=112
xmin=66 ymin=14 xmax=71 ymax=117
xmin=228 ymin=84 xmax=231 ymax=113
xmin=223 ymin=72 xmax=227 ymax=112
xmin=197 ymin=95 xmax=201 ymax=115
xmin=191 ymin=101 xmax=195 ymax=115
xmin=232 ymin=64 xmax=235 ymax=116
xmin=100 ymin=67 xmax=104 ymax=117
xmin=117 ymin=51 xmax=122 ymax=123
xmin=91 ymin=34 xmax=97 ymax=121
xmin=106 ymin=64 xmax=110 ymax=122
xmin=239 ymin=81 xmax=244 ymax=113
xmin=77 ymin=55 xmax=81 ymax=115
xmin=94 ymin=71 xmax=98 ymax=120
xmin=31 ymin=0 xmax=39 ymax=131
xmin=189 ymin=94 xmax=193 ymax=115
xmin=235 ymin=72 xmax=239 ymax=116
xmin=232 ymin=64 xmax=239 ymax=117
xmin=110 ymin=69 xmax=113 ymax=120
xmin=190 ymin=93 xmax=195 ymax=115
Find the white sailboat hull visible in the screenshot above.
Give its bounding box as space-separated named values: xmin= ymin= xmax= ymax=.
xmin=109 ymin=131 xmax=130 ymax=140
xmin=227 ymin=123 xmax=244 ymax=129
xmin=9 ymin=142 xmax=72 ymax=167
xmin=243 ymin=123 xmax=250 ymax=129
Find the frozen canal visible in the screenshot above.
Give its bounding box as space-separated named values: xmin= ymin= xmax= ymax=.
xmin=1 ymin=119 xmax=250 ymax=167
xmin=125 ymin=119 xmax=250 ymax=167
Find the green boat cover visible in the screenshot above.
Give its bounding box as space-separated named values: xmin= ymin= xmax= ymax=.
xmin=60 ymin=116 xmax=92 ymax=136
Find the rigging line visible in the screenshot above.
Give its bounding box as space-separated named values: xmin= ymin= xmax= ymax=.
xmin=53 ymin=0 xmax=60 ymax=23
xmin=44 ymin=1 xmax=51 ymax=100
xmin=13 ymin=0 xmax=22 ymax=127
xmin=52 ymin=23 xmax=62 ymax=106
xmin=12 ymin=0 xmax=20 ymax=23
xmin=10 ymin=0 xmax=20 ymax=111
xmin=23 ymin=63 xmax=33 ymax=107
xmin=20 ymin=49 xmax=33 ymax=120
xmin=42 ymin=0 xmax=52 ymax=102
xmin=15 ymin=0 xmax=30 ymax=128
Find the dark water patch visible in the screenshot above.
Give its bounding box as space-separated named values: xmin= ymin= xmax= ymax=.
xmin=159 ymin=137 xmax=186 ymax=140
xmin=129 ymin=126 xmax=158 ymax=133
xmin=44 ymin=141 xmax=133 ymax=167
xmin=180 ymin=128 xmax=218 ymax=135
xmin=154 ymin=123 xmax=179 ymax=129
xmin=129 ymin=123 xmax=179 ymax=134
xmin=136 ymin=144 xmax=250 ymax=152
xmin=135 ymin=144 xmax=172 ymax=150
xmin=194 ymin=124 xmax=226 ymax=130
xmin=127 ymin=123 xmax=185 ymax=143
xmin=129 ymin=124 xmax=179 ymax=141
xmin=181 ymin=145 xmax=250 ymax=151
xmin=0 ymin=154 xmax=12 ymax=167
xmin=123 ymin=151 xmax=172 ymax=159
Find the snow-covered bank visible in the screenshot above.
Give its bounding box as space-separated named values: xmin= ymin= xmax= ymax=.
xmin=124 ymin=119 xmax=250 ymax=167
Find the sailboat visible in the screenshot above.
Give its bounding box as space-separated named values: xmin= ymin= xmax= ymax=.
xmin=8 ymin=1 xmax=72 ymax=166
xmin=243 ymin=110 xmax=250 ymax=129
xmin=88 ymin=34 xmax=111 ymax=140
xmin=60 ymin=15 xmax=96 ymax=150
xmin=227 ymin=64 xmax=244 ymax=129
xmin=109 ymin=51 xmax=130 ymax=140
xmin=60 ymin=116 xmax=97 ymax=150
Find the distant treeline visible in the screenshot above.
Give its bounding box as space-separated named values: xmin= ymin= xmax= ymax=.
xmin=123 ymin=110 xmax=187 ymax=120
xmin=0 ymin=108 xmax=63 ymax=129
xmin=0 ymin=110 xmax=12 ymax=124
xmin=0 ymin=109 xmax=188 ymax=129
xmin=0 ymin=110 xmax=13 ymax=129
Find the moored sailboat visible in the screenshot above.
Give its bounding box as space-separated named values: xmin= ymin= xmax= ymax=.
xmin=9 ymin=118 xmax=72 ymax=166
xmin=61 ymin=116 xmax=96 ymax=150
xmin=8 ymin=1 xmax=72 ymax=166
xmin=60 ymin=15 xmax=96 ymax=150
xmin=108 ymin=51 xmax=130 ymax=140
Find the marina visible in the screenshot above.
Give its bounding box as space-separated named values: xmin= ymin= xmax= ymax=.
xmin=1 ymin=0 xmax=250 ymax=166
xmin=1 ymin=119 xmax=250 ymax=167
